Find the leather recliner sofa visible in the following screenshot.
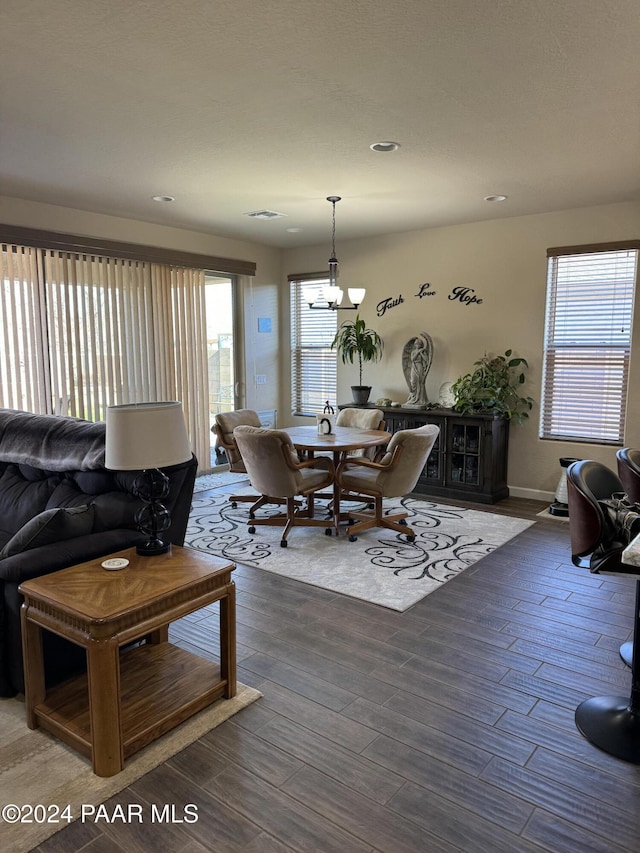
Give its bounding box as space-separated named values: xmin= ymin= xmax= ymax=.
xmin=0 ymin=408 xmax=197 ymax=696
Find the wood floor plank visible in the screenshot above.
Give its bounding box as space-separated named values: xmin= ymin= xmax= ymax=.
xmin=363 ymin=733 xmax=534 ymax=832
xmin=239 ymin=651 xmax=362 ymax=711
xmin=279 ymin=765 xmax=458 ymax=853
xmin=341 ymin=696 xmax=494 ymax=775
xmin=480 ymin=756 xmax=640 ymax=851
xmin=200 ymin=763 xmax=375 ymax=853
xmin=369 ymin=660 xmax=511 ymax=724
xmin=253 ymin=715 xmax=406 ymax=805
xmin=382 ymin=689 xmax=536 ymax=765
xmin=522 ymin=808 xmax=632 ymax=853
xmin=387 ymin=780 xmax=548 ymax=853
xmin=257 ymin=680 xmax=380 ymax=753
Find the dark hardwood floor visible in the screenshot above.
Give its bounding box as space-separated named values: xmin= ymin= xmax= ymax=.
xmin=36 ymin=494 xmax=640 ymax=852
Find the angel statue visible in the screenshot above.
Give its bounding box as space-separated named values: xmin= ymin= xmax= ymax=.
xmin=402 ymin=332 xmax=433 ymax=407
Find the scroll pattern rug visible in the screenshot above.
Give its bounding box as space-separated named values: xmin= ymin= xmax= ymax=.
xmin=186 ymin=486 xmax=534 ymax=611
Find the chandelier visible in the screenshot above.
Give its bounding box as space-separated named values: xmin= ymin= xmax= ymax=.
xmin=305 ymin=196 xmax=366 ymax=310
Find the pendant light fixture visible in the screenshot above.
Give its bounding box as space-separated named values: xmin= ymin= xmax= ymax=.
xmin=305 ymin=196 xmax=366 ymax=310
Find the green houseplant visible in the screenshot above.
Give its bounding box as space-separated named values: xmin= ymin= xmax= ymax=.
xmin=331 ymin=314 xmax=384 ymax=404
xmin=451 ymin=349 xmax=534 ymax=423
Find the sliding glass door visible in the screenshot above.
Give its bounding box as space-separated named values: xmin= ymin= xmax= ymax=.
xmin=205 ymin=273 xmax=239 ymax=468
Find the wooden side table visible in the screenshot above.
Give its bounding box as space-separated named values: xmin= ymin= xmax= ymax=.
xmin=19 ymin=546 xmax=236 ymax=777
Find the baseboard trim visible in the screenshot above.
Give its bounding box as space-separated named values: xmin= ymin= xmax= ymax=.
xmin=508 ymin=486 xmax=555 ymax=502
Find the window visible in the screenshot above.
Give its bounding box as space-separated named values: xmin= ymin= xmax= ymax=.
xmin=540 ymin=243 xmax=638 ymax=444
xmin=1 ymin=226 xmax=256 ymax=470
xmin=290 ymin=274 xmax=337 ymax=416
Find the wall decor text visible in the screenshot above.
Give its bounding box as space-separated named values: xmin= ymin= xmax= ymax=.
xmin=376 ymin=294 xmax=404 ymax=317
xmin=448 ymin=286 xmax=483 ymax=306
xmin=415 ymin=282 xmax=437 ymax=299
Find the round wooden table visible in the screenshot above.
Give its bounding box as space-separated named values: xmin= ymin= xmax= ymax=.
xmin=282 ymin=425 xmax=391 ymax=535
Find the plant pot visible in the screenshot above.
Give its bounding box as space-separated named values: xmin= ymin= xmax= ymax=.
xmin=351 ymin=386 xmax=372 ymax=405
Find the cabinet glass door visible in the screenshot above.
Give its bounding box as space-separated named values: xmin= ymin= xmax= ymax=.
xmin=450 ymin=423 xmax=481 ymax=485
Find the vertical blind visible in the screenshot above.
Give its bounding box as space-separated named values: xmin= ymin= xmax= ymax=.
xmin=540 ymin=246 xmax=637 ymax=444
xmin=1 ymin=242 xmax=211 ymax=470
xmin=289 ymin=274 xmax=337 ymax=416
xmin=0 ymin=244 xmax=49 ymax=413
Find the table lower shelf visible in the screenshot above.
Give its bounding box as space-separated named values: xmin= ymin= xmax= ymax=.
xmin=34 ymin=641 xmax=226 ymax=761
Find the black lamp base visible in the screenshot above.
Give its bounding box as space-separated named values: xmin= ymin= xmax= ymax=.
xmin=575 ymin=696 xmax=640 ymax=763
xmin=133 ymin=468 xmax=172 ymax=557
xmin=136 ymin=537 xmax=171 ymax=556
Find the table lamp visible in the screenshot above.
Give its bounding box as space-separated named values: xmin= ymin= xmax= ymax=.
xmin=105 ymin=401 xmax=192 ymax=555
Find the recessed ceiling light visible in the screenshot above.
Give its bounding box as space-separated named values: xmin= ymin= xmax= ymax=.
xmin=244 ymin=209 xmax=288 ymax=220
xmin=370 ymin=141 xmax=400 ymax=153
xmin=484 ymin=195 xmax=508 ymax=202
xmin=152 ymin=195 xmax=175 ymax=202
xmin=286 ymin=227 xmax=303 ymax=233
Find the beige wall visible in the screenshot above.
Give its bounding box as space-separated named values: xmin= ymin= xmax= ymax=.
xmin=0 ymin=195 xmax=282 ymax=418
xmin=4 ymin=195 xmax=639 ymax=498
xmin=282 ymin=201 xmax=640 ymax=499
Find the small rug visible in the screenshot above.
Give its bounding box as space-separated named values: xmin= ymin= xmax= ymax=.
xmin=194 ymin=470 xmax=250 ymax=492
xmin=186 ymin=487 xmax=534 ymax=611
xmin=0 ymin=684 xmax=260 ymax=852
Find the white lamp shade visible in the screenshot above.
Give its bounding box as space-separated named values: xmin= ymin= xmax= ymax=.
xmin=325 ymin=285 xmax=341 ymax=304
xmin=303 ymin=285 xmax=319 ymax=306
xmin=348 ymin=287 xmax=366 ymax=306
xmin=105 ymin=401 xmax=192 ymax=470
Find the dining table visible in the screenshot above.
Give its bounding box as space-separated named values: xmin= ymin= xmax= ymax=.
xmin=282 ymin=424 xmax=391 ymax=536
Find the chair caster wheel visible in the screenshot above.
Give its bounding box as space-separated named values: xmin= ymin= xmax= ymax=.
xmin=280 ymin=539 xmax=288 ymax=548
xmin=231 ymin=501 xmax=238 ymax=509
xmin=349 ymin=534 xmax=358 ymax=542
xmin=407 ymin=535 xmax=416 ymax=543
xmin=248 ymin=526 xmax=256 ymax=534
xmin=399 ymin=518 xmax=408 ymax=526
xmin=325 ymin=528 xmax=332 ymax=535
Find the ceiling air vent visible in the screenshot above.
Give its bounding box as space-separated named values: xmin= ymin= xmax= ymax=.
xmin=244 ymin=209 xmax=288 ymax=220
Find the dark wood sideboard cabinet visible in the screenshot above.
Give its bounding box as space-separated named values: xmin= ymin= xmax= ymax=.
xmin=339 ymin=404 xmax=510 ymax=504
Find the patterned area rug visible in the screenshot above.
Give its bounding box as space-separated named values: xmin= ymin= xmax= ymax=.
xmin=186 ymin=486 xmax=534 ymax=611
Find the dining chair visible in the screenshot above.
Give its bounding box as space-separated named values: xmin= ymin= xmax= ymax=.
xmin=335 ymin=407 xmax=386 ymax=459
xmin=336 ymin=423 xmax=439 ymax=542
xmin=212 ymin=409 xmax=284 ymax=517
xmin=234 ymin=425 xmax=335 ymax=547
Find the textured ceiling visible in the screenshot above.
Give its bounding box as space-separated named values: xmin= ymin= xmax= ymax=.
xmin=2 ymin=0 xmax=640 ymax=248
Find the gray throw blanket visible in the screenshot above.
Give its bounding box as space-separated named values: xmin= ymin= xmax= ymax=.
xmin=0 ymin=408 xmax=106 ymax=471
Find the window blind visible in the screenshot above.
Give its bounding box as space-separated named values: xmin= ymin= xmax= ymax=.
xmin=540 ymin=247 xmax=637 ymax=444
xmin=290 ymin=274 xmax=337 ymax=416
xmin=1 ymin=242 xmax=215 ymax=471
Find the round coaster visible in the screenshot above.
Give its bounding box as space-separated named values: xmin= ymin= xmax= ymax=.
xmin=101 ymin=558 xmax=130 ymax=571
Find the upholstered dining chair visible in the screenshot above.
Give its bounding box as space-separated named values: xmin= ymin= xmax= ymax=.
xmin=566 ymin=459 xmax=640 ymax=763
xmin=336 ymin=423 xmax=439 ymax=542
xmin=234 ymin=425 xmax=335 ymax=547
xmin=336 ymin=407 xmax=386 ymax=459
xmin=212 ymin=409 xmax=283 ymax=517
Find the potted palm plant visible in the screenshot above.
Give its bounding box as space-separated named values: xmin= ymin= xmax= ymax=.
xmin=331 ymin=314 xmax=384 ymax=404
